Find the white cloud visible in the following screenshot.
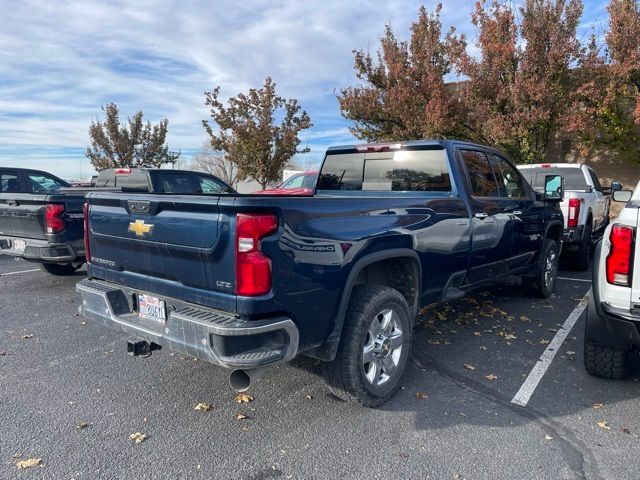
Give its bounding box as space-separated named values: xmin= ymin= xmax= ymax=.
xmin=0 ymin=0 xmax=605 ymax=179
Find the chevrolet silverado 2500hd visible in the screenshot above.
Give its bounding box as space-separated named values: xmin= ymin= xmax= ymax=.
xmin=77 ymin=140 xmax=564 ymax=406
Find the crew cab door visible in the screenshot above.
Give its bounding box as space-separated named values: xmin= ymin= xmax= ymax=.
xmin=458 ymin=149 xmax=516 ymax=284
xmin=488 ymin=154 xmax=543 ymax=268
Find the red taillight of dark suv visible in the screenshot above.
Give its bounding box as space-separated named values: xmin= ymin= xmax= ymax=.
xmin=44 ymin=204 xmax=65 ymax=234
xmin=606 ymin=224 xmax=634 ymax=286
xmin=235 ymin=213 xmax=278 ymax=296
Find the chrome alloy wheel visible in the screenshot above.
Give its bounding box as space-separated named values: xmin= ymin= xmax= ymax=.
xmin=544 ymin=248 xmax=558 ymax=290
xmin=362 ymin=309 xmax=403 ymax=386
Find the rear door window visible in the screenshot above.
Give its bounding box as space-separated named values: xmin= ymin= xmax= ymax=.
xmin=460 ymin=150 xmax=499 ymax=197
xmin=0 ymin=172 xmax=21 ymax=193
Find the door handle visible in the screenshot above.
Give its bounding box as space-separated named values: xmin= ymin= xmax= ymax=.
xmin=474 ymin=212 xmax=489 ymax=220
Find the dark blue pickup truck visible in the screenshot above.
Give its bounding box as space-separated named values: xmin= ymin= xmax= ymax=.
xmin=77 ymin=140 xmax=564 ymax=406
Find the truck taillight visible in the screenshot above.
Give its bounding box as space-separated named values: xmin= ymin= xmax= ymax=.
xmin=236 ymin=213 xmax=278 ymax=296
xmin=44 ymin=204 xmax=65 ymax=234
xmin=606 ymin=224 xmax=634 ymax=286
xmin=83 ymin=202 xmax=91 ymax=263
xmin=567 ymin=198 xmax=580 ymax=228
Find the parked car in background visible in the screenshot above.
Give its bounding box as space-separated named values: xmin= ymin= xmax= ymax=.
xmin=77 ymin=140 xmax=564 ymax=407
xmin=584 ymin=182 xmax=640 ymax=379
xmin=518 ymin=163 xmax=620 ymax=270
xmin=0 ymin=168 xmax=87 ymax=275
xmin=0 ymin=167 xmax=236 ymax=275
xmin=254 ymin=171 xmax=318 ymax=195
xmin=94 ymin=168 xmax=236 ymax=194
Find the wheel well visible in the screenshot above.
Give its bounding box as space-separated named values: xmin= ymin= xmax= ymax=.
xmin=353 ymin=257 xmax=419 ymax=311
xmin=546 ymin=223 xmax=563 ymax=245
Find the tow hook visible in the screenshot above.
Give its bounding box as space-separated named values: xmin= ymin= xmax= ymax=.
xmin=127 ymin=340 xmax=162 ymax=357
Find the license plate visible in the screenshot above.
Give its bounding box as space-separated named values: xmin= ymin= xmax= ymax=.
xmin=138 ymin=294 xmax=166 ymax=323
xmin=13 ymin=239 xmax=26 ymax=253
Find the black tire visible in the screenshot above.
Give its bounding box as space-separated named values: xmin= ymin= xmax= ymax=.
xmin=584 ymin=338 xmax=627 ymax=379
xmin=38 ymin=263 xmax=81 ymax=276
xmin=321 ymin=285 xmax=412 ymax=407
xmin=523 ymin=238 xmax=559 ymax=298
xmin=569 ymin=220 xmax=592 ymax=271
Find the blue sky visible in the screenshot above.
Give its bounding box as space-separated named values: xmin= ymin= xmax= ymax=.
xmin=0 ymin=0 xmax=609 ymax=179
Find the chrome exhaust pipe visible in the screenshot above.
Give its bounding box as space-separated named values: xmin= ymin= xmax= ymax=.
xmin=229 ymin=368 xmax=267 ymax=392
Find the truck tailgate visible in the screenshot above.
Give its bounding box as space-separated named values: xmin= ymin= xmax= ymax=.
xmin=87 ymin=193 xmax=236 ymax=311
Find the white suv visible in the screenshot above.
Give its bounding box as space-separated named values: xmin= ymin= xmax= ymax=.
xmin=518 ymin=163 xmax=620 ymax=270
xmin=584 ymin=182 xmax=640 ymax=378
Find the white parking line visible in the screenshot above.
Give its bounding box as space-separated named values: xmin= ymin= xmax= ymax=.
xmin=0 ymin=268 xmax=41 ymax=276
xmin=511 ymin=293 xmax=589 ymax=407
xmin=557 ymin=276 xmax=592 ymax=283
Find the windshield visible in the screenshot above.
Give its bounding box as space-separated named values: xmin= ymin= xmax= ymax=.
xmin=525 ymin=168 xmax=588 ymax=191
xmin=281 ymin=173 xmax=317 ymax=189
xmin=28 ymin=173 xmax=69 ymax=193
xmin=317 ymin=149 xmax=451 ymax=192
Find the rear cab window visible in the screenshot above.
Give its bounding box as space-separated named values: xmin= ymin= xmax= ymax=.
xmin=317 ymin=148 xmax=452 ymax=193
xmin=526 ymin=168 xmax=589 ymax=191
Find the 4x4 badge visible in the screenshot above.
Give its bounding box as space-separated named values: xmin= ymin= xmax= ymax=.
xmin=129 ymin=220 xmax=153 ymax=237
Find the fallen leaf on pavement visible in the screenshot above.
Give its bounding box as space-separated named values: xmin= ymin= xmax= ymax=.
xmin=485 ymin=374 xmax=498 ymax=381
xmin=597 ymin=421 xmax=611 ymax=430
xmin=545 ymin=434 xmax=553 ymax=440
xmin=621 ymin=427 xmax=631 ymax=435
xmin=540 ymin=339 xmax=550 ymax=345
xmin=234 ymin=393 xmax=254 ymax=404
xmin=415 ymin=392 xmax=428 ymax=400
xmin=463 ymin=364 xmax=476 ymax=371
xmin=129 ymin=432 xmax=147 ymax=443
xmin=504 ymin=333 xmax=517 ymax=341
xmin=235 ymin=412 xmax=249 ymax=420
xmin=76 ymin=421 xmax=90 ymax=430
xmin=304 ymin=394 xmax=313 ymax=400
xmin=16 ymin=458 xmax=41 ymax=469
xmin=592 ymin=403 xmax=604 ymax=409
xmin=194 ymin=403 xmax=211 ymax=412
xmin=479 ymin=346 xmax=488 ymax=351
xmin=566 ymin=351 xmax=576 ymax=355
xmin=21 ymin=334 xmax=34 ymax=339
xmin=473 ymin=332 xmax=481 ymax=336
xmin=428 ymin=339 xmax=441 ymax=345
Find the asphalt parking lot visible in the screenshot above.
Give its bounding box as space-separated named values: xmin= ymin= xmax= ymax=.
xmin=1 ymin=255 xmax=639 ymax=480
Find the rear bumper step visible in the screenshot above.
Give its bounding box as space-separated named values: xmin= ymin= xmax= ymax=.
xmin=76 ymin=278 xmax=299 ymax=369
xmin=0 ymin=236 xmax=83 ymax=262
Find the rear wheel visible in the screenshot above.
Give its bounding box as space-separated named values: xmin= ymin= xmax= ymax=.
xmin=38 ymin=263 xmax=81 ymax=276
xmin=523 ymin=239 xmax=559 ymax=298
xmin=584 ymin=338 xmax=627 ymax=379
xmin=321 ymin=285 xmax=412 ymax=407
xmin=569 ymin=220 xmax=592 ymax=271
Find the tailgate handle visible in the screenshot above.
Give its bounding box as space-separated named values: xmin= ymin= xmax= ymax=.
xmin=128 ymin=200 xmax=151 ymax=214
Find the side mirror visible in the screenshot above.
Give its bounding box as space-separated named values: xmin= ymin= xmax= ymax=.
xmin=611 ymin=181 xmax=622 ymax=192
xmin=544 ymin=174 xmax=564 ymax=202
xmin=612 ymin=190 xmax=632 ymax=203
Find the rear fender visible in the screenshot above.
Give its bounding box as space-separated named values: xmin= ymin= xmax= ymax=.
xmin=305 ymin=249 xmax=421 ymax=361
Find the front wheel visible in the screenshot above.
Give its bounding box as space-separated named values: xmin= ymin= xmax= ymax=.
xmin=523 ymin=239 xmax=559 ymax=298
xmin=321 ymin=285 xmax=413 ymax=407
xmin=38 ymin=263 xmax=81 ymax=276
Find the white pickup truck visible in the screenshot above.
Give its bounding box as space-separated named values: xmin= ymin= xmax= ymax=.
xmin=584 ymin=183 xmax=640 ymax=379
xmin=517 ymin=163 xmax=621 ymax=270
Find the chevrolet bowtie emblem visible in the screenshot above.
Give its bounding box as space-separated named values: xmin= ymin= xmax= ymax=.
xmin=128 ymin=219 xmax=153 ymax=237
